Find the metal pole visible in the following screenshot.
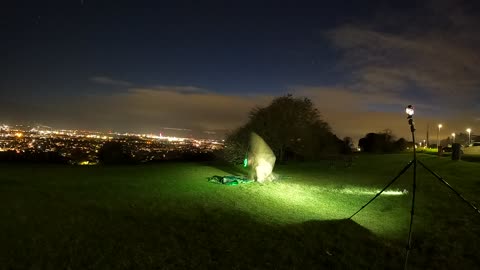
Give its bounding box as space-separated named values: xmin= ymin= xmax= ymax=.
xmin=348 ymin=161 xmax=413 ymax=220
xmin=404 ymin=127 xmax=417 ymax=270
xmin=418 ymin=160 xmax=480 ymax=215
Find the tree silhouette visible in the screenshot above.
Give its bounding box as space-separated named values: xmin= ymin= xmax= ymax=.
xmin=358 ymin=131 xmax=407 ymax=153
xmin=225 ymin=94 xmax=340 ymax=163
xmin=98 ymin=141 xmax=133 ymax=164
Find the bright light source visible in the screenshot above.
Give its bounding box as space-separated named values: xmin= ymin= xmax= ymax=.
xmin=437 ymin=124 xmax=443 ymax=146
xmin=405 ymin=105 xmax=414 ymax=116
xmin=467 ymin=128 xmax=471 ymax=133
xmin=255 ymin=159 xmax=274 ymax=182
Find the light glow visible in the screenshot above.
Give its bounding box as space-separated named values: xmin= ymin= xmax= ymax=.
xmin=255 ymin=159 xmax=274 ymax=183
xmin=405 ymin=106 xmax=414 ymax=116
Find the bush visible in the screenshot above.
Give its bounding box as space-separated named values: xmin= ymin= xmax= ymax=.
xmin=98 ymin=141 xmax=133 ymax=164
xmin=224 ymin=94 xmax=341 ymax=163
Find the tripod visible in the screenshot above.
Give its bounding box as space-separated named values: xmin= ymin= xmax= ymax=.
xmin=348 ymin=105 xmax=480 ymax=270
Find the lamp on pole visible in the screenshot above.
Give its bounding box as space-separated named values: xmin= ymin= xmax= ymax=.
xmin=467 ymin=128 xmax=471 ymax=145
xmin=451 ymin=133 xmax=455 ymax=143
xmin=437 ymin=124 xmax=442 ymax=147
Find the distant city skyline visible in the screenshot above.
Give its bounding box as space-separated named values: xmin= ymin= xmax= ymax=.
xmin=2 ymin=1 xmax=480 ymax=141
xmin=0 ymin=121 xmax=223 ymax=165
xmin=0 ymin=122 xmax=224 ymax=140
xmin=2 ymin=121 xmax=477 ymax=146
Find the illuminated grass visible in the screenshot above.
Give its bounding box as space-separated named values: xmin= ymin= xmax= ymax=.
xmin=0 ymin=154 xmax=479 ymax=269
xmin=198 ymin=180 xmax=411 ymax=239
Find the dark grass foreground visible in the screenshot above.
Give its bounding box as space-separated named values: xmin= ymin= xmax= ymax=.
xmin=0 ymin=209 xmax=400 ymax=269
xmin=0 ymin=154 xmax=479 ymax=269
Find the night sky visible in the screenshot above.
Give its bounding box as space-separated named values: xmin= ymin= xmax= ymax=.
xmin=2 ymin=0 xmax=480 ymax=140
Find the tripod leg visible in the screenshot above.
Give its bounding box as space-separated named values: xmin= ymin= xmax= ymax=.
xmin=418 ymin=160 xmax=480 ymax=215
xmin=349 ymin=160 xmax=414 ymax=219
xmin=404 ymin=157 xmax=417 ymax=270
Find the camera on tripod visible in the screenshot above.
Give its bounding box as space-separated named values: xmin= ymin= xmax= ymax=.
xmin=348 ymin=104 xmax=480 ymax=270
xmin=405 ymin=105 xmax=415 ymax=132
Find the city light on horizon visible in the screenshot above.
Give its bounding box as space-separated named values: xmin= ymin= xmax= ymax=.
xmin=0 ymin=122 xmax=224 ymax=165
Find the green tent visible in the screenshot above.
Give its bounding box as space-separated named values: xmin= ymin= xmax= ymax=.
xmin=207 ymin=175 xmax=254 ymax=186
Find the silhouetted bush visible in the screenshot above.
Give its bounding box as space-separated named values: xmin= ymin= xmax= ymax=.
xmin=0 ymin=150 xmax=68 ymax=164
xmin=225 ymin=94 xmax=341 ymax=164
xmin=358 ymin=131 xmax=407 ymax=153
xmin=98 ymin=141 xmax=133 ymax=164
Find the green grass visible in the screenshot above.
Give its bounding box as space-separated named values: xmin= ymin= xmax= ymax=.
xmin=418 ymin=147 xmax=480 ymax=162
xmin=0 ymin=154 xmax=479 ymax=269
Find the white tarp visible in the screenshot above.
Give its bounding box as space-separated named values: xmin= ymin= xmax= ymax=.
xmin=249 ymin=132 xmax=276 ymax=183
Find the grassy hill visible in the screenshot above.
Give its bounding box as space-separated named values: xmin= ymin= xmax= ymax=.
xmin=0 ymin=154 xmax=479 ymax=269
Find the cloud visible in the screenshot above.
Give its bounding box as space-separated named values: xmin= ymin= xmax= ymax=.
xmin=18 ymin=86 xmax=269 ymax=137
xmin=314 ymin=4 xmax=480 ymax=140
xmin=90 ymin=76 xmax=207 ymax=94
xmin=0 ymin=85 xmax=272 ymax=138
xmin=90 ymin=76 xmax=133 ymax=87
xmin=1 ymin=80 xmax=476 ymax=142
xmin=294 ymin=86 xmax=429 ymax=111
xmin=150 ymin=85 xmax=209 ymax=95
xmin=326 ymin=19 xmax=480 ymax=109
xmin=287 ymin=86 xmax=435 ymax=140
xmin=102 ymin=88 xmax=271 ymax=130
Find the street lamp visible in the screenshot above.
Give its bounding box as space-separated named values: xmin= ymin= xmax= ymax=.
xmin=437 ymin=124 xmax=442 ymax=147
xmin=467 ymin=128 xmax=471 ymax=145
xmin=451 ymin=133 xmax=455 ymax=143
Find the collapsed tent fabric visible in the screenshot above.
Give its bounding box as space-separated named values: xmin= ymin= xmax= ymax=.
xmin=249 ymin=132 xmax=276 ymax=183
xmin=207 ymin=175 xmax=254 ymax=186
